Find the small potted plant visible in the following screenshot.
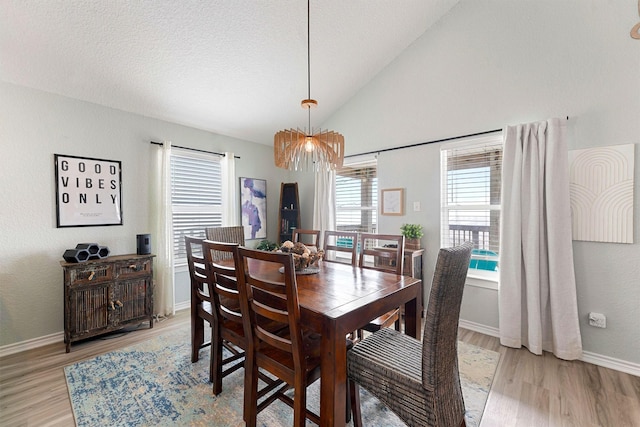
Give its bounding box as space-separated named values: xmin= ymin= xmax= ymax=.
xmin=256 ymin=240 xmax=278 ymax=251
xmin=400 ymin=223 xmax=424 ymax=250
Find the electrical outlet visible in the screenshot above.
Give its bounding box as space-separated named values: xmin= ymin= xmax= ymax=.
xmin=413 ymin=201 xmax=421 ymax=212
xmin=588 ymin=312 xmax=606 ymax=328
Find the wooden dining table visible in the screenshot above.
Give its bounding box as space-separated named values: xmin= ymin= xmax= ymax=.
xmin=250 ymin=259 xmax=423 ymax=427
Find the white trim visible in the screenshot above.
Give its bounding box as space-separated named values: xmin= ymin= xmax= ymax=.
xmin=466 ymin=275 xmax=498 ymax=290
xmin=174 ymin=300 xmax=190 ymax=312
xmin=3 ymin=315 xmax=638 ymax=378
xmin=459 ymin=319 xmax=640 ymax=377
xmin=581 ymin=350 xmax=640 ymax=377
xmin=0 ymin=331 xmax=64 ymax=358
xmin=459 ymin=319 xmax=500 ymax=338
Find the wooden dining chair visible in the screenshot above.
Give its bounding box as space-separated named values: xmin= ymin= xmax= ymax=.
xmin=347 ymin=242 xmax=474 ymax=427
xmin=201 ymin=239 xmax=246 ymax=395
xmin=358 ymin=233 xmax=405 ymax=338
xmin=185 ymin=236 xmax=215 ymax=368
xmin=292 ymin=228 xmax=321 ymax=248
xmin=189 ymin=237 xmax=283 ymax=399
xmin=205 ymin=225 xmax=245 ymax=261
xmin=234 ymin=247 xmax=327 ymax=427
xmin=323 ymin=230 xmax=358 ymax=266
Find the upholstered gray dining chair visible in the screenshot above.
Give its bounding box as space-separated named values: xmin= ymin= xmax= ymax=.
xmin=205 ymin=226 xmax=245 ymax=261
xmin=347 ymin=241 xmax=474 ymax=427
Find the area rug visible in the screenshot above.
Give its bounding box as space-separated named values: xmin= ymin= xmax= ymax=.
xmin=65 ymin=328 xmax=499 ymax=426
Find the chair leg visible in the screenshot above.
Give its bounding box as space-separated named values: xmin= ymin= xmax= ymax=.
xmin=293 ymin=377 xmax=307 ymax=427
xmin=349 ymin=380 xmax=362 ymax=427
xmin=191 ymin=316 xmax=204 ymax=363
xmin=211 ymin=327 xmax=222 ymax=394
xmin=244 ymin=352 xmax=259 ymax=427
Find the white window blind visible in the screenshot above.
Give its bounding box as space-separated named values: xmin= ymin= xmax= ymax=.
xmin=171 ymin=149 xmax=223 ymax=263
xmin=441 ymin=134 xmax=502 ymax=276
xmin=335 ymin=156 xmax=377 ymax=233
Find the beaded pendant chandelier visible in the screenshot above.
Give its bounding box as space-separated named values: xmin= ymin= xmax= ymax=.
xmin=274 ymin=0 xmax=344 ymax=171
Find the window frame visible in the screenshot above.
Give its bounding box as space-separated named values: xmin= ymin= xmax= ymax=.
xmin=170 ymin=148 xmax=224 ymax=267
xmin=440 ymin=134 xmax=502 ymax=286
xmin=335 ymin=155 xmax=378 ymax=235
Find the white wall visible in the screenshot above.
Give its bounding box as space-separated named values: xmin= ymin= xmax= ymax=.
xmin=0 ymin=82 xmax=314 ymax=347
xmin=324 ymin=0 xmax=640 ymax=364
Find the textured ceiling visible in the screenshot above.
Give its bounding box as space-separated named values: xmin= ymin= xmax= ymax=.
xmin=1 ymin=0 xmax=459 ymax=145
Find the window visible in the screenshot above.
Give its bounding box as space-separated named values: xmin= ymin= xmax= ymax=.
xmin=171 ymin=149 xmax=223 ymax=265
xmin=440 ymin=134 xmax=502 ymax=281
xmin=335 ymin=156 xmax=377 ymax=233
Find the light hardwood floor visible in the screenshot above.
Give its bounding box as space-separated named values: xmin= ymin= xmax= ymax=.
xmin=1 ymin=310 xmax=639 ymax=426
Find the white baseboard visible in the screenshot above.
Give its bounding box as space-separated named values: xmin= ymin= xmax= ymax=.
xmin=581 ymin=351 xmax=640 ymax=377
xmin=3 ymin=315 xmax=638 ymax=378
xmin=174 ymin=301 xmax=190 ymax=312
xmin=0 ymin=331 xmax=64 ymax=358
xmin=0 ymin=303 xmax=193 ymax=358
xmin=459 ymin=319 xmax=640 ymax=377
xmin=459 ymin=319 xmax=500 ymax=338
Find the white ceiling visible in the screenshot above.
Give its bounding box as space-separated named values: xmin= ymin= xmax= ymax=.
xmin=1 ymin=0 xmax=459 ymax=145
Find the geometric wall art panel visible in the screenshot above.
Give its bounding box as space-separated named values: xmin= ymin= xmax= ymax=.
xmin=568 ymin=144 xmax=635 ymax=243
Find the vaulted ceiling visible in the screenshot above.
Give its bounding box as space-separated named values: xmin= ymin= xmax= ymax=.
xmin=1 ymin=0 xmax=459 ymax=145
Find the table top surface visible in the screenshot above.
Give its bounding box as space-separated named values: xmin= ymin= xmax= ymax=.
xmin=246 ymin=259 xmax=421 ymax=328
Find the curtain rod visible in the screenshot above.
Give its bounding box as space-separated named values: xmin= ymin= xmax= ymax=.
xmin=345 ymin=117 xmax=569 ymax=158
xmin=345 ymin=128 xmax=501 ymax=158
xmin=150 ymin=141 xmax=241 ymax=159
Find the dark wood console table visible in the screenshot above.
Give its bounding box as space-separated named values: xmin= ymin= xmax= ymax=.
xmin=61 ymin=254 xmax=154 ymax=352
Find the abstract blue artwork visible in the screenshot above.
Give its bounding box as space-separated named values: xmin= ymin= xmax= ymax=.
xmin=240 ymin=177 xmax=267 ymax=240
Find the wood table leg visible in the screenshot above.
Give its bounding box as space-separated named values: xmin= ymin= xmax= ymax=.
xmin=404 ymin=290 xmax=422 ymax=339
xmin=320 ymin=320 xmax=347 ymax=427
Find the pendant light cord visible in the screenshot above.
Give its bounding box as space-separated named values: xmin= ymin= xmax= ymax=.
xmin=307 ymin=0 xmax=311 ymax=132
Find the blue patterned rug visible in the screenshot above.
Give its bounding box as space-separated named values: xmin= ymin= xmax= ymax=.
xmin=65 ymin=328 xmax=499 ymax=426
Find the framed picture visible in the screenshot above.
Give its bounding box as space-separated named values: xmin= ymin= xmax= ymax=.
xmin=240 ymin=177 xmax=267 ymax=240
xmin=54 ymin=154 xmax=123 ymax=227
xmin=381 ymin=188 xmax=404 ymax=216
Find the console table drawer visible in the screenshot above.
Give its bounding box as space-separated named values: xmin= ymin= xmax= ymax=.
xmin=115 ymin=258 xmax=152 ymax=278
xmin=68 ymin=264 xmax=114 ymax=285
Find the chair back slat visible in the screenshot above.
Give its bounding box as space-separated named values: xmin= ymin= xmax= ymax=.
xmin=323 ymin=230 xmax=358 ymax=266
xmin=422 ymin=241 xmax=473 ymax=389
xmin=359 ymin=233 xmax=405 ymax=275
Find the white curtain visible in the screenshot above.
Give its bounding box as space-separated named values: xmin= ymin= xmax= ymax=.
xmin=150 ymin=141 xmax=175 ymax=318
xmin=499 ymin=118 xmax=582 ymax=360
xmin=221 ymin=152 xmax=238 ymax=225
xmin=313 ymin=169 xmax=336 ymax=235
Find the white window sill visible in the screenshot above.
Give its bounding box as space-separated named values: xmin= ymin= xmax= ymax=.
xmin=466 ymin=269 xmax=498 ymax=290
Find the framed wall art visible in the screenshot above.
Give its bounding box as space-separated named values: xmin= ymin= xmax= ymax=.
xmin=381 ymin=188 xmax=405 ymax=216
xmin=54 ymin=154 xmax=123 ymax=227
xmin=240 ymin=177 xmax=267 ymax=240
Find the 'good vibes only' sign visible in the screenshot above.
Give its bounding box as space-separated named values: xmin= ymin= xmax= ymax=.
xmin=54 ymin=154 xmax=122 ymax=227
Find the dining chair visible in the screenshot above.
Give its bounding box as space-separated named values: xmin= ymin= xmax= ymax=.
xmin=292 ymin=228 xmax=321 ymax=248
xmin=201 ymin=239 xmax=246 ymax=395
xmin=189 ymin=237 xmax=283 ymax=400
xmin=185 ymin=236 xmax=215 ymax=368
xmin=205 ymin=225 xmax=245 ymax=261
xmin=234 ymin=247 xmax=353 ymax=426
xmin=323 ymin=230 xmax=358 ymax=266
xmin=347 ymin=241 xmax=474 ymax=427
xmin=358 ymin=233 xmax=405 ymax=338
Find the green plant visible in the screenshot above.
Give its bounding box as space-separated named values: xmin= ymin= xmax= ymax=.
xmin=256 ymin=240 xmax=278 ymax=251
xmin=400 ymin=223 xmax=423 ymax=239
